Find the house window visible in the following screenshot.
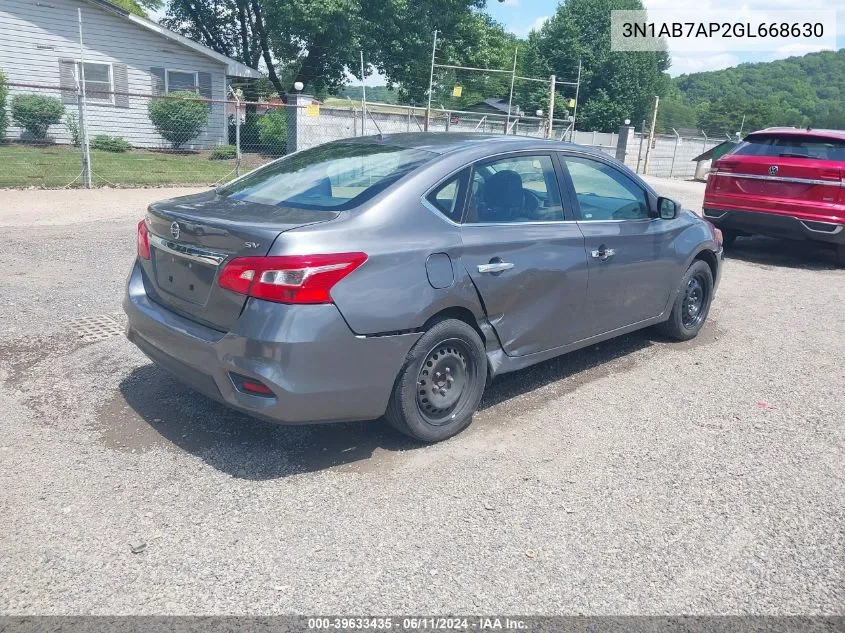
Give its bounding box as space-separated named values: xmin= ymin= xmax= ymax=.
xmin=74 ymin=62 xmax=112 ymax=103
xmin=166 ymin=70 xmax=198 ymax=93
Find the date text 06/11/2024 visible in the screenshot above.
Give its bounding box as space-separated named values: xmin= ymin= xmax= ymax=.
xmin=307 ymin=617 xmax=529 ymax=630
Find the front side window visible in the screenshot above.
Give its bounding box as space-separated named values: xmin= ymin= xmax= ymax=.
xmin=464 ymin=154 xmax=564 ymax=223
xmin=219 ymin=142 xmax=436 ymax=210
xmin=563 ymin=156 xmax=650 ymax=221
xmin=167 ymin=70 xmax=198 ymax=93
xmin=75 ymin=62 xmax=111 ymax=102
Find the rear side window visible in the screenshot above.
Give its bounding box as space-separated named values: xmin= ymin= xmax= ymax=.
xmin=219 ymin=142 xmax=436 ymax=210
xmin=732 ymin=134 xmax=845 ymax=161
xmin=426 ymin=171 xmax=467 ymax=223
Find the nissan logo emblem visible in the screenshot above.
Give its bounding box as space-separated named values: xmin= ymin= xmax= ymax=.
xmin=170 ymin=221 xmax=180 ymax=239
xmin=768 ymin=165 xmax=778 ymax=176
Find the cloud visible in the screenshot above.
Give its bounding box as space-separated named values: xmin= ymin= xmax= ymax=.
xmin=508 ymin=15 xmax=549 ymax=37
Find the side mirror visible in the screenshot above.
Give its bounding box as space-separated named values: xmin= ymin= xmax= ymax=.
xmin=657 ymin=197 xmax=679 ymax=220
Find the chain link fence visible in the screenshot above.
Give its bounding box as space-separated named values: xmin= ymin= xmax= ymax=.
xmin=0 ymin=80 xmax=723 ymax=188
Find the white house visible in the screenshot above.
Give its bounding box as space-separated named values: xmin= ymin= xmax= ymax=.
xmin=0 ymin=0 xmax=261 ymax=148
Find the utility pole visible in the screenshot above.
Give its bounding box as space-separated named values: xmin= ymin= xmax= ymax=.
xmin=569 ymin=58 xmax=582 ymax=142
xmin=505 ymin=46 xmax=518 ymax=135
xmin=643 ymin=95 xmax=659 ymax=176
xmin=360 ymin=50 xmax=367 ymax=136
xmin=425 ymin=29 xmax=437 ymax=132
xmin=546 ymin=74 xmax=555 ymax=139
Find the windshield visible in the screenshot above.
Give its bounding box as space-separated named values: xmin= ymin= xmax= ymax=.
xmin=219 ymin=142 xmax=437 ymax=210
xmin=732 ymin=134 xmax=845 ymax=161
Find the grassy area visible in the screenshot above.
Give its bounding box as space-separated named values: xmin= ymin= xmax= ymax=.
xmin=0 ymin=143 xmax=273 ymax=189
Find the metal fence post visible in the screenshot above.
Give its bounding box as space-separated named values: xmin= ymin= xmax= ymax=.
xmin=669 ymin=128 xmax=680 ymax=178
xmin=230 ymin=87 xmax=242 ymax=177
xmin=636 ymin=119 xmax=646 ymax=174
xmin=77 ymin=8 xmax=92 ymax=188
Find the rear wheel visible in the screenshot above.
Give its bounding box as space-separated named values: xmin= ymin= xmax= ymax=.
xmin=657 ymin=260 xmax=714 ymax=341
xmin=721 ymin=229 xmax=738 ymax=248
xmin=385 ymin=318 xmax=487 ymax=443
xmin=836 ymin=244 xmax=845 ymax=267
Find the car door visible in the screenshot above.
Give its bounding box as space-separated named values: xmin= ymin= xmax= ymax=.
xmin=559 ymin=153 xmax=681 ymax=336
xmin=460 ymin=152 xmax=589 ymax=357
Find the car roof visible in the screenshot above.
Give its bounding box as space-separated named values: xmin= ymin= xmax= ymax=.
xmin=335 ymin=132 xmax=609 ymax=158
xmin=748 ymin=127 xmax=845 ymax=141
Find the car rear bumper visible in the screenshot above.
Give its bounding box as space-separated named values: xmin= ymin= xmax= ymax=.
xmin=123 ymin=260 xmax=421 ymax=424
xmin=703 ymin=207 xmax=845 ymax=245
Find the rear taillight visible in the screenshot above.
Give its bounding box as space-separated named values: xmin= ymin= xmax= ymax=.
xmin=137 ymin=220 xmax=150 ymax=260
xmin=217 ymin=252 xmax=367 ymax=304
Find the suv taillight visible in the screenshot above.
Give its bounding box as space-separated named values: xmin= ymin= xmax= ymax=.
xmin=217 ymin=253 xmax=367 ymax=304
xmin=137 ymin=220 xmax=150 ymax=260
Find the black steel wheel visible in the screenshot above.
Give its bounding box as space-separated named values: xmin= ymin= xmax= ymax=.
xmin=416 ymin=339 xmax=477 ymax=425
xmin=681 ymin=272 xmax=709 ymax=329
xmin=385 ymin=318 xmax=487 ymax=442
xmin=656 ymin=260 xmax=714 ymax=341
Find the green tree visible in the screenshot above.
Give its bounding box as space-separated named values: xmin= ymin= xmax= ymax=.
xmin=163 ymin=0 xmax=512 ymax=102
xmin=147 ymin=91 xmax=209 ymax=149
xmin=671 ymin=49 xmax=845 ymax=134
xmin=527 ymin=0 xmax=670 ymax=132
xmin=109 ymin=0 xmax=162 ymax=18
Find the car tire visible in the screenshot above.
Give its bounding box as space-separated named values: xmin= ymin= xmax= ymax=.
xmin=836 ymin=244 xmax=845 ymax=267
xmin=721 ymin=229 xmax=738 ymax=248
xmin=656 ymin=260 xmax=714 ymax=342
xmin=385 ymin=318 xmax=487 ymax=443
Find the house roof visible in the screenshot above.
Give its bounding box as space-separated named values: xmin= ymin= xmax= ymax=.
xmin=84 ymin=0 xmax=262 ymax=79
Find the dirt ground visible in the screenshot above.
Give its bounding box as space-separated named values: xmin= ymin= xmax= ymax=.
xmin=0 ymin=178 xmax=843 ymax=614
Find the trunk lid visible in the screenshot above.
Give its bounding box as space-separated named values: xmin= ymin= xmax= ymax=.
xmin=141 ymin=190 xmax=339 ymax=331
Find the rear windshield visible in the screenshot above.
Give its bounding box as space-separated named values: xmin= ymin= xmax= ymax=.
xmin=218 ymin=142 xmax=436 ymax=210
xmin=731 ymin=134 xmax=845 ymax=161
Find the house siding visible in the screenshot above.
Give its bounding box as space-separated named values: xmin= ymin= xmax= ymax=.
xmin=0 ymin=0 xmax=228 ymax=148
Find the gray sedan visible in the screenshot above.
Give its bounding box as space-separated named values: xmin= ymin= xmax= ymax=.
xmin=124 ymin=133 xmax=723 ymax=442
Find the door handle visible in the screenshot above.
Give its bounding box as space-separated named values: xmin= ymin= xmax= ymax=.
xmin=477 ymin=262 xmax=515 ymax=274
xmin=590 ymin=247 xmax=616 ymax=261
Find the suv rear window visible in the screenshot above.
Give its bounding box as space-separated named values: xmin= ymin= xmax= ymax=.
xmin=732 ymin=134 xmax=845 ymax=161
xmin=219 ymin=142 xmax=436 ymax=210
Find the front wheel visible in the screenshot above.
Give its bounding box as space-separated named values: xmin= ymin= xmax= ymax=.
xmin=385 ymin=318 xmax=487 ymax=443
xmin=656 ymin=260 xmax=714 ymax=341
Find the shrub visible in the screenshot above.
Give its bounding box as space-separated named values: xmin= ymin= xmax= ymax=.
xmin=209 ymin=144 xmax=237 ymax=160
xmin=65 ymin=111 xmax=80 ymax=146
xmin=90 ymin=134 xmax=131 ymax=152
xmin=147 ymin=90 xmax=208 ymax=149
xmin=0 ymin=69 xmax=8 ymax=141
xmin=257 ymin=108 xmax=287 ymax=155
xmin=11 ymin=93 xmax=65 ymax=140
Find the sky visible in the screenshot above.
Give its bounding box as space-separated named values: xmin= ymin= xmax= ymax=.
xmin=487 ymin=0 xmax=845 ymax=77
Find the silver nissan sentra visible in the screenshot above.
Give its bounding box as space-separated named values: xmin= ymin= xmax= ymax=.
xmin=124 ymin=133 xmax=722 ymax=442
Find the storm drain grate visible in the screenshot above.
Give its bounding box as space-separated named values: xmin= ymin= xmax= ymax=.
xmin=69 ymin=314 xmax=125 ymax=343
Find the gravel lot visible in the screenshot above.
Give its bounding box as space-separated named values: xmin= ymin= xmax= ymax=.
xmin=0 ymin=180 xmax=843 ymax=615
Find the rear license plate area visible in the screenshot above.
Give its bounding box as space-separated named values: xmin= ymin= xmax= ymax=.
xmin=153 ymin=249 xmax=216 ymax=305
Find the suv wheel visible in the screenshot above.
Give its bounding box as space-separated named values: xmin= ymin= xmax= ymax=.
xmin=836 ymin=244 xmax=845 ymax=267
xmin=657 ymin=260 xmax=714 ymax=341
xmin=385 ymin=318 xmax=487 ymax=443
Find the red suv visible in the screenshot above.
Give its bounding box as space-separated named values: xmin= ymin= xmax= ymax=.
xmin=703 ymin=128 xmax=845 ymax=265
